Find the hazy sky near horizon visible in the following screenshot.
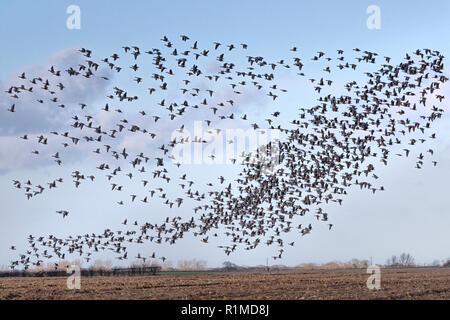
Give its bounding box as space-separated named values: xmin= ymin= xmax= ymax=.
xmin=1 ymin=0 xmax=450 ymax=269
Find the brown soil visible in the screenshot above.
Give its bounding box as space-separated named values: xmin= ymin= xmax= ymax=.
xmin=1 ymin=268 xmax=449 ymax=300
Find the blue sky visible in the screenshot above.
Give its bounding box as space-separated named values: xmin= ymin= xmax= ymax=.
xmin=1 ymin=0 xmax=450 ymax=269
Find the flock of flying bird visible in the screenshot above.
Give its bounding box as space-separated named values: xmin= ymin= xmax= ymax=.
xmin=4 ymin=34 xmax=448 ymax=270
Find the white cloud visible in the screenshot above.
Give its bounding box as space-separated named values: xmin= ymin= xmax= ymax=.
xmin=0 ymin=47 xmax=112 ymax=136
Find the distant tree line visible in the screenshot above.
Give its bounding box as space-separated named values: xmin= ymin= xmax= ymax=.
xmin=386 ymin=253 xmax=415 ymax=267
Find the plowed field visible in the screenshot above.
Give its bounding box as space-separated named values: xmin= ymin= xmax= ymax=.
xmin=1 ymin=268 xmax=449 ymax=300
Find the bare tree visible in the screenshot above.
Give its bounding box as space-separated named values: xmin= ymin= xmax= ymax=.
xmin=193 ymin=259 xmax=207 ymax=270
xmin=91 ymin=259 xmax=112 ymax=271
xmin=160 ymin=260 xmax=173 ymax=271
xmin=387 ymin=253 xmax=415 ymax=267
xmin=222 ymin=261 xmax=238 ymax=271
xmin=386 ymin=255 xmax=399 ymax=267
xmin=129 ymin=260 xmax=152 ymax=269
xmin=431 ymin=259 xmax=441 ymax=267
xmin=177 ymin=259 xmax=207 ymax=271
xmin=349 ymin=259 xmax=369 ymax=268
xmin=398 ymin=253 xmax=415 ymax=267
